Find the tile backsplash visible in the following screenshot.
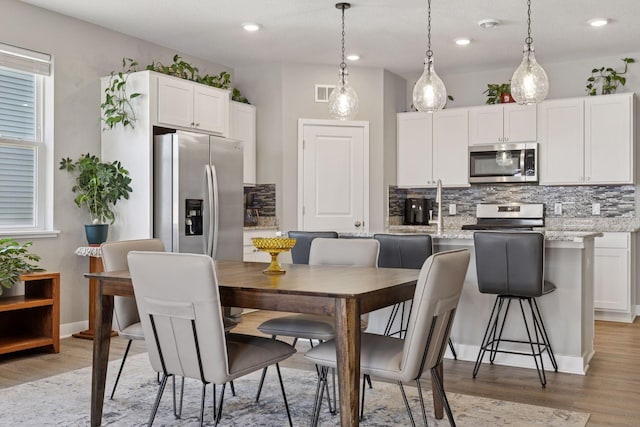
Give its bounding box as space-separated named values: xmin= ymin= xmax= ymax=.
xmin=389 ymin=184 xmax=636 ymax=218
xmin=244 ymin=184 xmax=276 ymax=217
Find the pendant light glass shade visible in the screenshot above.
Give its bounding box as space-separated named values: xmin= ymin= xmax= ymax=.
xmin=412 ymin=0 xmax=446 ymax=113
xmin=328 ymin=69 xmax=359 ymax=120
xmin=328 ymin=3 xmax=358 ymax=120
xmin=511 ymin=0 xmax=548 ymax=105
xmin=511 ymin=45 xmax=548 ymax=104
xmin=413 ymin=57 xmax=447 ymax=113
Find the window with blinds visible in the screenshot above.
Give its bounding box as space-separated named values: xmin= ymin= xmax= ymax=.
xmin=0 ymin=43 xmax=50 ymax=231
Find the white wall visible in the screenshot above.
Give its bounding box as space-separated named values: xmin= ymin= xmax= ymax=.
xmin=1 ymin=0 xmax=231 ymax=327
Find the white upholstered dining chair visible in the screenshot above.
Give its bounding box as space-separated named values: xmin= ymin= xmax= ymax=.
xmin=127 ymin=251 xmax=297 ymax=426
xmin=305 ymin=248 xmax=470 ymax=427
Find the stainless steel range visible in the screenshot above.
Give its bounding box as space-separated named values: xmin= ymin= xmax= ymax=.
xmin=461 ymin=203 xmax=544 ymax=230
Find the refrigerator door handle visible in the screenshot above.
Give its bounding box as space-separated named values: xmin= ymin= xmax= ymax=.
xmin=205 ymin=164 xmax=215 ymax=258
xmin=207 ymin=163 xmax=221 ymax=259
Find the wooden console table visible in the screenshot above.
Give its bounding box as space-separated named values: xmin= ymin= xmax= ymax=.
xmin=0 ymin=272 xmax=60 ymax=355
xmin=73 ymin=246 xmax=116 ymax=340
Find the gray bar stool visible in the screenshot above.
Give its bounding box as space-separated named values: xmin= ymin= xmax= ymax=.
xmin=472 ymin=231 xmax=558 ymax=387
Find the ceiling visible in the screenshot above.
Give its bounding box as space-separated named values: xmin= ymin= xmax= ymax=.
xmin=21 ymin=0 xmax=640 ymax=80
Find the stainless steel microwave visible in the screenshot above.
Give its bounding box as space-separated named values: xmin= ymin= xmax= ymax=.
xmin=469 ymin=142 xmax=538 ymax=183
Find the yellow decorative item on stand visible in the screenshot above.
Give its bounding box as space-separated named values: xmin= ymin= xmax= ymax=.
xmin=252 ymin=237 xmax=296 ymax=275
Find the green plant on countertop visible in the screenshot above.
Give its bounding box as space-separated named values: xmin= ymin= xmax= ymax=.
xmin=101 ymin=55 xmax=250 ymax=131
xmin=100 ymin=58 xmax=141 ymax=130
xmin=59 ymin=154 xmax=132 ymax=225
xmin=483 ymin=83 xmax=512 ymax=104
xmin=0 ymin=239 xmax=43 ymax=296
xmin=586 ymin=57 xmax=635 ymax=96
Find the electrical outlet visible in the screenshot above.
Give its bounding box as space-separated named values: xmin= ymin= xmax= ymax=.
xmin=592 ymin=203 xmax=601 ymax=215
xmin=449 ymin=204 xmax=456 ymax=215
xmin=554 ymin=203 xmax=562 ymax=216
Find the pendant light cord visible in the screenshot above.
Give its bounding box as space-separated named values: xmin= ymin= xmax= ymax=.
xmin=340 ymin=4 xmax=347 ymax=84
xmin=426 ymin=0 xmax=433 ymax=59
xmin=525 ymin=0 xmax=533 ymax=50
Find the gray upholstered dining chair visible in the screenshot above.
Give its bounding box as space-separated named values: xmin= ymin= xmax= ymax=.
xmin=127 ymin=251 xmax=296 ymax=427
xmin=472 ymin=232 xmax=558 ymax=387
xmin=256 ymin=237 xmax=379 ymax=412
xmin=288 ymin=230 xmax=339 ymax=264
xmin=374 ymin=233 xmax=458 ymax=359
xmin=305 ymin=248 xmax=470 ymax=427
xmin=100 ymin=238 xmax=166 ymax=399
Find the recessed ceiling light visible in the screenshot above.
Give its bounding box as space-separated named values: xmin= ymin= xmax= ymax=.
xmin=347 ymin=54 xmax=360 ymax=61
xmin=242 ymin=23 xmax=261 ymax=32
xmin=454 ymin=38 xmax=471 ymax=46
xmin=478 ymin=19 xmax=500 ymax=29
xmin=587 ymin=18 xmax=608 ymax=27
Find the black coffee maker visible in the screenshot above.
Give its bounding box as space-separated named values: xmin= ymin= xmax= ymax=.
xmin=404 ymin=197 xmax=432 ymax=225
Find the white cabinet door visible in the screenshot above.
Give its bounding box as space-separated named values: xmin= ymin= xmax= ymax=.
xmin=594 ymin=233 xmax=630 ymax=312
xmin=230 ymin=102 xmax=256 ymax=185
xmin=157 ymin=76 xmax=194 ymax=128
xmin=469 ymin=104 xmax=536 ymax=145
xmin=397 ymin=112 xmax=433 ymax=186
xmin=243 ymin=230 xmax=274 ymax=262
xmin=538 ymin=98 xmax=584 ymax=185
xmin=469 ymin=105 xmax=503 ymax=145
xmin=585 ymin=93 xmax=634 ymax=184
xmin=194 ymin=85 xmax=229 ymax=135
xmin=503 ymin=104 xmax=537 ymax=143
xmin=157 ymin=75 xmax=230 ymax=136
xmin=433 ymin=108 xmax=469 ymax=187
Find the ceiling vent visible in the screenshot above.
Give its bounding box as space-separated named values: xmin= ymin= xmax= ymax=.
xmin=315 ymin=84 xmax=335 ymax=102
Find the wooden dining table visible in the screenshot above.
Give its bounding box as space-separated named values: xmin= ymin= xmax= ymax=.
xmin=86 ymin=259 xmax=444 ymax=426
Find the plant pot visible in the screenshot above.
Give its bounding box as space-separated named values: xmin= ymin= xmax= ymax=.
xmin=500 ymin=93 xmax=515 ymax=103
xmin=85 ymin=224 xmax=109 ymax=245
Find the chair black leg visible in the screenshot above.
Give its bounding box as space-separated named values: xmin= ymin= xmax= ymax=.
xmin=473 ymin=296 xmax=501 ymax=378
xmin=214 ymin=383 xmax=226 ymax=427
xmin=360 ymin=374 xmax=366 ymax=421
xmin=532 ymin=298 xmax=558 ymax=371
xmin=448 ymin=338 xmax=458 ymax=360
xmin=148 ymin=374 xmax=169 ymax=427
xmin=365 ymin=373 xmax=373 ymax=389
xmin=384 ymin=303 xmax=400 ymax=336
xmin=490 ymin=298 xmax=511 ymax=363
xmin=230 ymin=380 xmax=236 ymax=396
xmin=199 ymin=382 xmax=207 ymax=427
xmin=398 ymin=382 xmax=417 ymax=427
xmin=275 ymin=363 xmax=294 ymax=427
xmin=110 ymin=339 xmax=132 ymax=400
xmin=415 ymin=378 xmax=428 ymax=427
xmin=519 ymin=299 xmax=547 ymax=387
xmin=256 ymin=367 xmax=268 ymax=402
xmin=311 ymin=366 xmax=328 ymax=427
xmin=172 ymin=375 xmax=184 ymax=418
xmin=431 ymin=366 xmax=457 ymax=427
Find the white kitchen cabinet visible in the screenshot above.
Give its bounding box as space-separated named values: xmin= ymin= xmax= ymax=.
xmin=230 ymin=101 xmax=256 ymax=185
xmin=396 ymin=109 xmax=468 ymax=187
xmin=538 ymin=98 xmax=584 ymax=184
xmin=539 ymin=93 xmax=634 ymax=185
xmin=157 ymin=74 xmax=230 ymax=136
xmin=585 ymin=93 xmax=634 ymax=184
xmin=594 ymin=232 xmax=636 ymax=322
xmin=397 ymin=112 xmax=433 ymax=186
xmin=469 ymin=103 xmax=536 ymax=145
xmin=243 ymin=229 xmax=278 ymax=262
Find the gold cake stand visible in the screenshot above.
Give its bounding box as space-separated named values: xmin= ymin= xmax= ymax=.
xmin=252 ymin=237 xmax=297 ymax=275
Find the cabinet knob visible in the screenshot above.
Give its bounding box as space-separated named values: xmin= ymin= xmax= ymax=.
xmin=355 ymin=221 xmax=362 ymax=228
xmin=586 ymin=176 xmax=591 ymax=181
xmin=190 ymin=122 xmax=195 ymax=126
xmin=195 ymin=123 xmax=200 ymax=127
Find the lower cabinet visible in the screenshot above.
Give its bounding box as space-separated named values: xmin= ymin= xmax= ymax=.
xmin=243 ymin=229 xmax=278 ymax=262
xmin=594 ymin=232 xmax=636 ymax=322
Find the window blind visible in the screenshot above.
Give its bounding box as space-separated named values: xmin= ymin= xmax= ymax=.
xmin=0 ymin=67 xmax=36 ymax=141
xmin=0 ymin=144 xmax=35 ymax=226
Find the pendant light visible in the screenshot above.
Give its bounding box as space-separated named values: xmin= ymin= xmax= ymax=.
xmin=328 ymin=3 xmax=359 ymax=120
xmin=412 ymin=0 xmax=447 ymax=113
xmin=510 ymin=0 xmax=549 ymax=104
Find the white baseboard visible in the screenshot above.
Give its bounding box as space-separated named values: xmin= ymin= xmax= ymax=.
xmin=595 ymin=309 xmax=637 ymax=323
xmin=60 ymin=320 xmax=88 ymax=339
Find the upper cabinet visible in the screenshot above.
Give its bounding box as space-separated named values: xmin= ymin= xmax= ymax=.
xmin=469 ymin=103 xmax=536 ymax=145
xmin=539 ymin=93 xmax=634 ymax=185
xmin=230 ymin=101 xmax=257 ymax=185
xmin=397 ymin=109 xmax=468 ymax=188
xmin=157 ymin=74 xmax=230 ymax=136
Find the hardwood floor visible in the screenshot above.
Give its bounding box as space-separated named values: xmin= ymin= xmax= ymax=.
xmin=0 ymin=311 xmax=638 ymax=426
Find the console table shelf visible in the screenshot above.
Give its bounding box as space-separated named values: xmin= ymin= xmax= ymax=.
xmin=0 ymin=272 xmax=60 ymax=355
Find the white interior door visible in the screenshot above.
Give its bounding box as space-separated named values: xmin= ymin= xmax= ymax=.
xmin=298 ymin=120 xmax=369 ymax=233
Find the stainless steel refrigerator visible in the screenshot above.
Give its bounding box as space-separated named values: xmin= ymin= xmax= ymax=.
xmin=153 ymin=130 xmax=243 ymax=261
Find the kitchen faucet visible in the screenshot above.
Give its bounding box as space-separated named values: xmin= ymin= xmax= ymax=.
xmin=436 ymin=179 xmax=443 ymax=234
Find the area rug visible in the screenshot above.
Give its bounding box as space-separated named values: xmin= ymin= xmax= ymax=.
xmin=0 ymin=353 xmax=589 ymax=426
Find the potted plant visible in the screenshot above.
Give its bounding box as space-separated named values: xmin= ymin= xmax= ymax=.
xmin=483 ymin=83 xmax=513 ymax=104
xmin=60 ymin=154 xmax=132 ymax=244
xmin=0 ymin=239 xmax=42 ymax=296
xmin=586 ymin=57 xmax=635 ymax=96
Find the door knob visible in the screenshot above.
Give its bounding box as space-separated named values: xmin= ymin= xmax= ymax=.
xmin=355 ymin=221 xmax=362 ymax=228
